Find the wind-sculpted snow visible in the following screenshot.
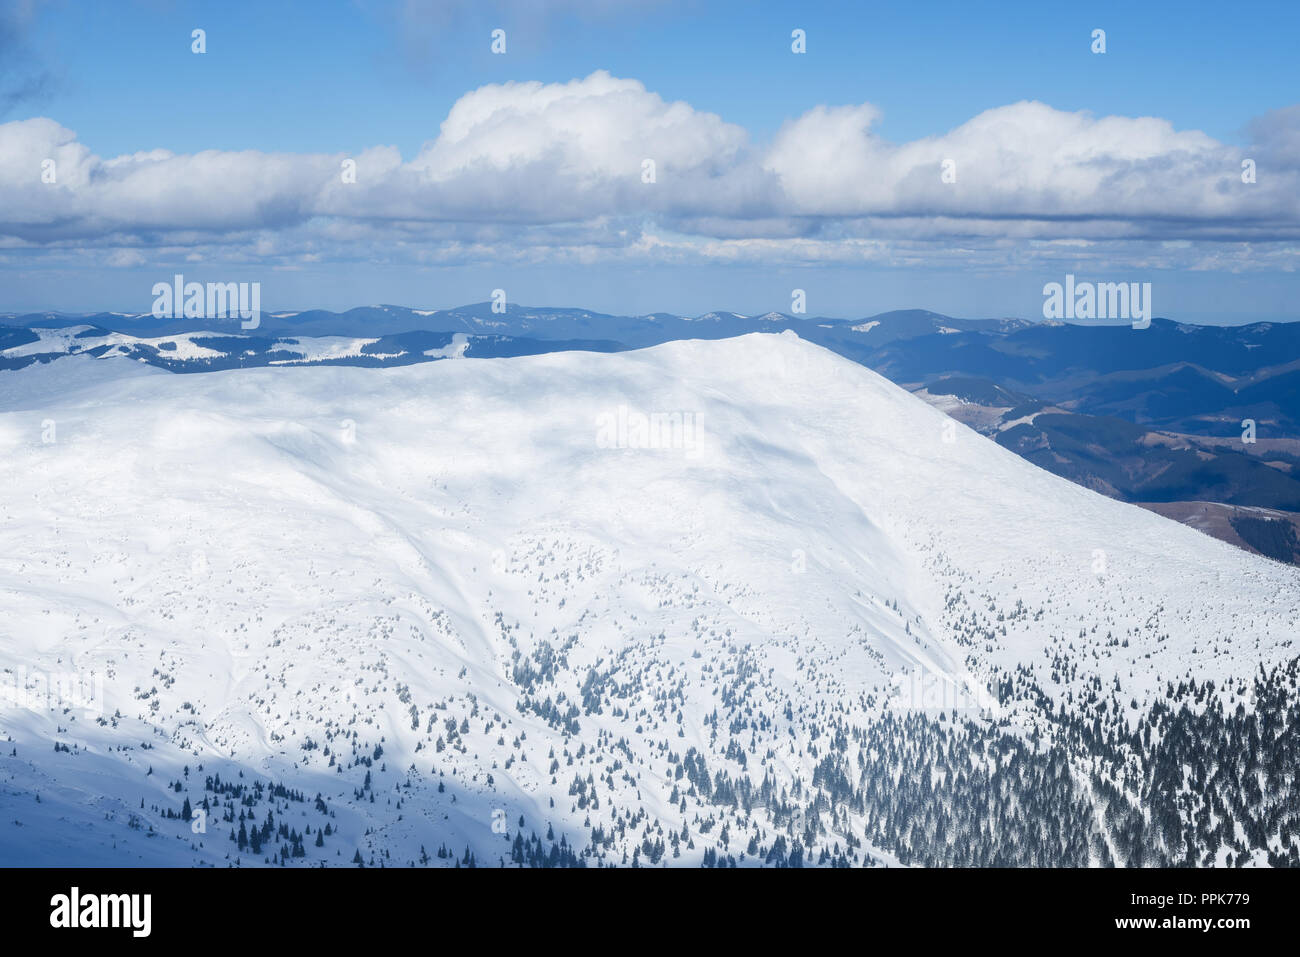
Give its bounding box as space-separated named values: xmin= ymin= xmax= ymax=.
xmin=1 ymin=333 xmax=1297 ymax=867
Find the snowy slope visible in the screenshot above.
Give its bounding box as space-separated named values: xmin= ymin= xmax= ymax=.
xmin=4 ymin=326 xmax=229 ymax=361
xmin=0 ymin=333 xmax=1295 ymax=867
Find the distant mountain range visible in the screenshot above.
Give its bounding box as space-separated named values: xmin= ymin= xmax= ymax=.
xmin=4 ymin=303 xmax=1298 ymax=563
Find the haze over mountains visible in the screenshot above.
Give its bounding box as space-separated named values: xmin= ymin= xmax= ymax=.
xmin=5 ymin=303 xmax=1298 ymax=564
xmin=2 ymin=333 xmax=1297 ymax=867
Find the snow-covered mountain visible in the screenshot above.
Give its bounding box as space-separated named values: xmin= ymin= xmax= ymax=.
xmin=1 ymin=333 xmax=1296 ymax=867
xmin=0 ymin=324 xmax=623 ymax=374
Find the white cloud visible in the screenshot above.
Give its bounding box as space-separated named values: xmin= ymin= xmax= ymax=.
xmin=1 ymin=72 xmax=1297 ymax=273
xmin=765 ymin=100 xmax=1297 ymax=230
xmin=416 ymin=71 xmax=742 ymax=178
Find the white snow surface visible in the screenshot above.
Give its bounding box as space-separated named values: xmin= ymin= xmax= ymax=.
xmin=422 ymin=332 xmax=470 ymax=359
xmin=3 ymin=326 xmax=228 ymax=361
xmin=268 ymin=336 xmax=394 ymax=363
xmin=0 ymin=332 xmax=1295 ymax=866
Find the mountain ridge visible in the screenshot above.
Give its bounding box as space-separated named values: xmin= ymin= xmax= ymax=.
xmin=6 ymin=304 xmax=1298 ymax=564
xmin=2 ymin=333 xmax=1297 ymax=866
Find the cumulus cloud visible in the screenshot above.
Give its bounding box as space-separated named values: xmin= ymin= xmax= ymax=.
xmin=416 ymin=72 xmax=743 ymax=180
xmin=765 ymin=100 xmax=1297 ymax=235
xmin=1249 ymin=105 xmax=1300 ymax=171
xmin=402 ymin=71 xmax=757 ymax=221
xmin=0 ymin=71 xmax=1297 ymax=272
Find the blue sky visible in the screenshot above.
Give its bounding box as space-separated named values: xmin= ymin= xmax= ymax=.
xmin=2 ymin=0 xmax=1299 ymax=321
